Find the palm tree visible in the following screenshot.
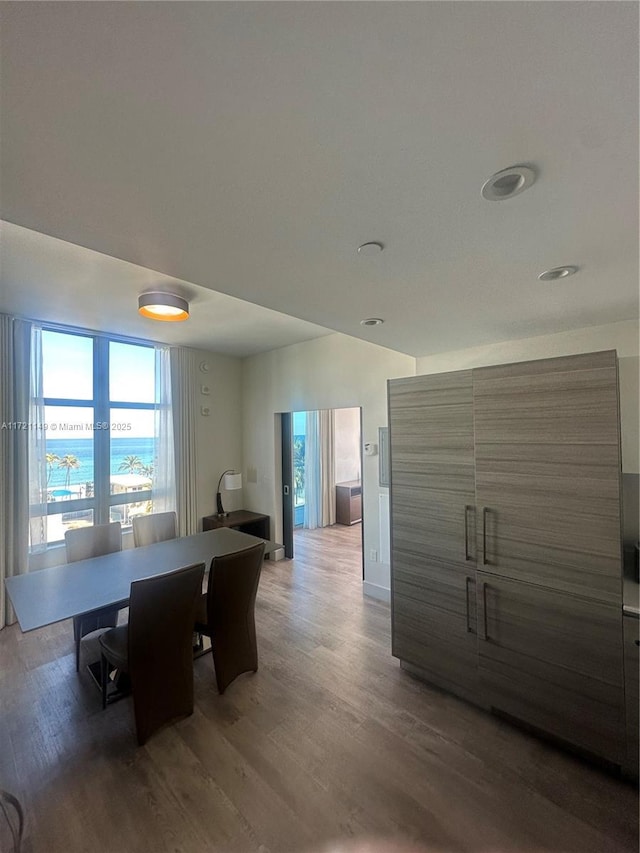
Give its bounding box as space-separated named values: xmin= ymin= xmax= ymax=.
xmin=293 ymin=436 xmax=305 ymax=504
xmin=138 ymin=462 xmax=154 ymax=481
xmin=46 ymin=452 xmax=60 ymax=485
xmin=58 ymin=454 xmax=80 ymax=489
xmin=118 ymin=455 xmax=142 ymax=474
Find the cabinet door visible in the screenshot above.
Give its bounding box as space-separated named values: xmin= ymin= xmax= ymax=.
xmin=473 ymin=351 xmax=623 ymax=604
xmin=389 ymin=371 xmax=476 ymax=566
xmin=477 ymin=571 xmax=625 ymax=763
xmin=393 ymin=552 xmax=478 ymax=702
xmin=389 ymin=371 xmax=478 ymax=700
xmin=623 ymin=615 xmax=639 ymax=777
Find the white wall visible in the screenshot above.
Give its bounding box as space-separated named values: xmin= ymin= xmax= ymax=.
xmin=241 ymin=333 xmax=415 ymax=598
xmin=416 ymin=319 xmax=639 ymax=474
xmin=334 ymin=406 xmax=361 ymax=484
xmin=190 ymin=347 xmax=245 ymax=521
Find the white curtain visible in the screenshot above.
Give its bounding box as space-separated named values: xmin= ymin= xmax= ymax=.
xmin=152 ymin=345 xmax=177 ymax=517
xmin=0 ymin=315 xmax=33 ymax=629
xmin=304 ymin=411 xmax=320 ymax=529
xmin=303 ymin=409 xmax=336 ymax=529
xmin=319 ymin=409 xmax=336 ymax=526
xmin=28 ymin=324 xmax=47 ymax=552
xmin=169 ymin=348 xmax=198 ymax=536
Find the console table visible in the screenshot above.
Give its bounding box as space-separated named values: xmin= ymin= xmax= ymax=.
xmin=335 ymin=481 xmax=362 ymax=525
xmin=202 ymin=510 xmax=270 ymax=541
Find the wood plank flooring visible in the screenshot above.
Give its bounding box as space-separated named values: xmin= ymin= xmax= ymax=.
xmin=0 ymin=524 xmax=637 ymax=853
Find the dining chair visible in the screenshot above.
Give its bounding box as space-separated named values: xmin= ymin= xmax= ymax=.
xmin=194 ymin=542 xmax=265 ymax=694
xmin=65 ymin=522 xmax=123 ymax=672
xmin=98 ymin=562 xmax=205 ymax=746
xmin=132 ymin=511 xmax=178 ymax=547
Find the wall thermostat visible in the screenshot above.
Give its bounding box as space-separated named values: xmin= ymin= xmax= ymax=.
xmin=364 ymin=442 xmax=378 ymax=456
xmin=199 ymin=361 xmax=210 ymax=373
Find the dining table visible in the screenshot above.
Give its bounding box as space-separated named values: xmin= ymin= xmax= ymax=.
xmin=5 ymin=527 xmax=279 ymax=633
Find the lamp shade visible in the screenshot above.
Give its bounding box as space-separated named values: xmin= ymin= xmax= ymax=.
xmin=223 ymin=472 xmax=242 ymax=491
xmin=138 ymin=291 xmax=189 ymax=322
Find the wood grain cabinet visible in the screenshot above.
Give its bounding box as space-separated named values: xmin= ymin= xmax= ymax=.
xmin=388 ymin=351 xmax=627 ymax=768
xmin=389 ymin=371 xmax=479 ymax=703
xmin=623 ymin=615 xmax=639 ymax=777
xmin=473 ymin=352 xmax=623 ymax=604
xmin=477 ymin=571 xmax=625 ymax=762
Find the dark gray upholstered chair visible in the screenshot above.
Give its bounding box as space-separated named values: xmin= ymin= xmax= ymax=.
xmin=98 ymin=562 xmax=204 ymax=745
xmin=65 ymin=522 xmax=123 ymax=672
xmin=132 ymin=511 xmax=177 ymax=547
xmin=194 ymin=542 xmax=265 ymax=694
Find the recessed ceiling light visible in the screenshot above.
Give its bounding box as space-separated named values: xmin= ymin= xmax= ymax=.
xmin=360 ymin=318 xmax=384 ymax=326
xmin=538 ymin=265 xmax=579 ymax=281
xmin=357 ymin=241 xmax=384 ymax=255
xmin=481 ymin=165 xmax=536 ymax=201
xmin=138 ymin=291 xmax=189 ymax=321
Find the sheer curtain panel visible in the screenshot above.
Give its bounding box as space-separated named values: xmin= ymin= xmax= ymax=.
xmin=303 ymin=409 xmax=335 ymax=529
xmin=152 ymin=345 xmax=177 ymax=517
xmin=0 ymin=315 xmax=32 ymax=629
xmin=304 ymin=411 xmax=320 ymax=529
xmin=28 ymin=324 xmax=47 ymax=552
xmin=319 ymin=409 xmax=336 ymax=526
xmin=169 ymin=347 xmax=198 ymax=536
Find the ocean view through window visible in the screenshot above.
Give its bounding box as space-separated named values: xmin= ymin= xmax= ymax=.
xmin=30 ymin=327 xmax=172 ymax=547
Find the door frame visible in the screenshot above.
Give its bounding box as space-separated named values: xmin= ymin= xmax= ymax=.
xmin=280 ymin=411 xmax=294 ymax=558
xmin=279 ymin=407 xmax=364 ymax=573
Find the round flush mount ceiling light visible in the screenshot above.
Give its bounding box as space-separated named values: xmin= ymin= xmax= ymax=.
xmin=138 ymin=291 xmax=189 ymax=322
xmin=538 ymin=265 xmax=579 ymax=281
xmin=357 ymin=241 xmax=384 ymax=255
xmin=481 ymin=165 xmax=537 ymax=201
xmin=360 ymin=317 xmax=384 ymax=326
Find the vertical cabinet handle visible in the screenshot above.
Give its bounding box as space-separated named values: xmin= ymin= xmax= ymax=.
xmin=464 ymin=505 xmax=473 ymax=561
xmin=465 ymin=576 xmax=475 ymax=634
xmin=478 ymin=580 xmax=489 ymax=641
xmin=482 ymin=507 xmax=489 ymax=565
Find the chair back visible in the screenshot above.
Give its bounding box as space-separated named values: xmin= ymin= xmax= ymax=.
xmin=206 ymin=542 xmax=265 ymax=693
xmin=127 ymin=562 xmax=204 ymax=744
xmin=65 ymin=522 xmax=122 ymax=563
xmin=132 ymin=511 xmax=177 ymax=547
xmin=207 ymin=542 xmax=265 ymax=629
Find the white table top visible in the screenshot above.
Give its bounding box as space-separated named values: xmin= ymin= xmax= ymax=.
xmin=5 ymin=527 xmax=278 ymax=632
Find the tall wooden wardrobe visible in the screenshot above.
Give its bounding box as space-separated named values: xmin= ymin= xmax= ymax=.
xmin=388 ymin=350 xmax=627 ymax=767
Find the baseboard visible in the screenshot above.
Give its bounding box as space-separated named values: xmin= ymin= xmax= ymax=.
xmin=363 ymin=581 xmax=390 ymax=603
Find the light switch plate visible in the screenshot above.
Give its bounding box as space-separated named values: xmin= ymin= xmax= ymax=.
xmin=200 ymin=384 xmax=211 ymax=395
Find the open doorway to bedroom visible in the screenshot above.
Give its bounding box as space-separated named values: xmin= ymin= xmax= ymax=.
xmin=280 ymin=407 xmax=363 ymax=575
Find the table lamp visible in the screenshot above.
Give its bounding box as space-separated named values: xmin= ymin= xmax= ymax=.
xmin=216 ymin=470 xmax=242 ymax=516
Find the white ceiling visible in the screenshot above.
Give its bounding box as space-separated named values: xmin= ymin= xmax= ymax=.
xmin=0 ymin=222 xmax=332 ymax=356
xmin=0 ymin=2 xmax=637 ymax=358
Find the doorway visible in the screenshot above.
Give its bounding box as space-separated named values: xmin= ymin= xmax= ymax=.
xmin=280 ymin=407 xmax=363 ymax=574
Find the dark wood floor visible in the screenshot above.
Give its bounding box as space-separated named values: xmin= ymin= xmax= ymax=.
xmin=0 ymin=524 xmax=637 ymax=853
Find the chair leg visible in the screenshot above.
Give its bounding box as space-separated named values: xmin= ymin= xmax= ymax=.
xmin=74 ymin=616 xmax=82 ymax=672
xmin=100 ymin=654 xmax=108 ymax=709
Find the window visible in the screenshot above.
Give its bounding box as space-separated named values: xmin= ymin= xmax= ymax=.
xmin=34 ymin=328 xmax=163 ymax=546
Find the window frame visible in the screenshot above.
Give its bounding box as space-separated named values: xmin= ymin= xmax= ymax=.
xmin=39 ymin=325 xmax=156 ymax=545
